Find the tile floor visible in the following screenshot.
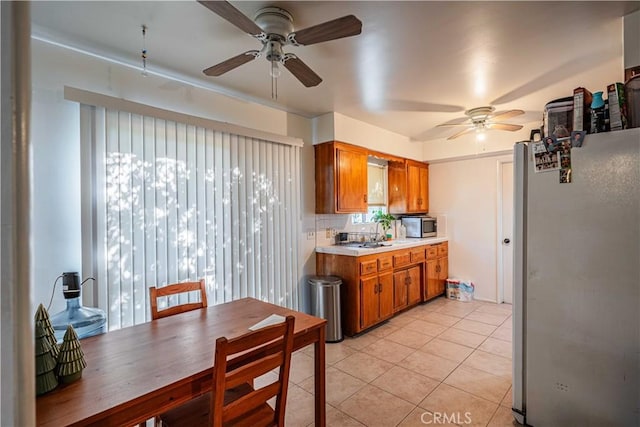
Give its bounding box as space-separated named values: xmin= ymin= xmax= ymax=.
xmin=274 ymin=297 xmax=520 ymax=427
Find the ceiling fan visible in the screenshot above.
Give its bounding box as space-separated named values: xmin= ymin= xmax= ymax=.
xmin=436 ymin=107 xmax=524 ymax=140
xmin=198 ymin=1 xmax=362 ymax=87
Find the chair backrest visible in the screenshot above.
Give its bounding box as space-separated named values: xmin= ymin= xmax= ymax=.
xmin=149 ymin=279 xmax=208 ymax=320
xmin=211 ymin=315 xmax=295 ymax=427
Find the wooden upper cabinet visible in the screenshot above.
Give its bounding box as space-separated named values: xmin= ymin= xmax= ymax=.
xmin=315 ymin=142 xmax=368 ymax=214
xmin=388 ymin=161 xmax=407 ymax=214
xmin=389 ymin=160 xmax=429 ymax=214
xmin=407 ymin=161 xmax=429 ymax=213
xmin=337 ymin=148 xmax=368 ymax=212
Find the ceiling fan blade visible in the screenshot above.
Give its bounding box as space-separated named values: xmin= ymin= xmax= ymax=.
xmin=490 ymin=109 xmax=524 ymax=122
xmin=198 ymin=1 xmax=264 ymax=37
xmin=487 ymin=123 xmax=524 ymax=132
xmin=288 ymin=15 xmax=362 ymax=46
xmin=203 ymin=51 xmax=259 ymax=76
xmin=447 ymin=128 xmax=476 ymax=140
xmin=283 ymin=56 xmax=322 ymax=87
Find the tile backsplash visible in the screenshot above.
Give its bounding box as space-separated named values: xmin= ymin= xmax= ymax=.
xmin=314 ymin=213 xmax=448 ymax=246
xmin=315 ymin=214 xmax=400 ymax=245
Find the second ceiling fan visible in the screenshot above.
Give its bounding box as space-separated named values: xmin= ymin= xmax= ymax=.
xmin=437 ymin=107 xmax=525 ymax=140
xmin=198 ymin=1 xmax=362 ymax=87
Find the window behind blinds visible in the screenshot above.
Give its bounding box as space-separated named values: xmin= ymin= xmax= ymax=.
xmin=81 ymin=105 xmax=301 ymax=330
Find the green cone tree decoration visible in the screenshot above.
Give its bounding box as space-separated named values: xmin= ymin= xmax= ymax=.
xmin=34 ymin=303 xmax=59 ymax=359
xmin=35 ymin=323 xmax=59 ymax=395
xmin=57 ymin=325 xmax=87 ymax=384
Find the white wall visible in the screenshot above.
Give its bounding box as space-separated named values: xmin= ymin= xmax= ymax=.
xmin=429 ymin=153 xmax=512 ymax=302
xmin=421 ymin=128 xmax=531 ymax=162
xmin=285 ymin=113 xmax=316 ymax=310
xmin=314 ymin=112 xmax=422 ymax=160
xmin=31 ymin=39 xmax=314 ymax=315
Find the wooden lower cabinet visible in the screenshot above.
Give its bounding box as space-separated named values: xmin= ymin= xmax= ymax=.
xmin=317 ymin=241 xmax=447 ymax=336
xmin=424 ymin=242 xmax=449 ymax=300
xmin=361 ymin=273 xmax=394 ymax=330
xmin=393 ymin=265 xmax=421 ymax=311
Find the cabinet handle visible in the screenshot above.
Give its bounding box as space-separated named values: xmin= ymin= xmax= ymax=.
xmin=404 ymin=276 xmax=410 ymax=285
xmin=364 ymin=194 xmax=367 ymax=203
xmin=374 ymin=283 xmax=378 ymax=294
xmin=378 ymin=283 xmax=382 ymax=293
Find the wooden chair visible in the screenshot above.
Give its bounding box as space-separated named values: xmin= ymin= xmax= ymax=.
xmin=158 ymin=315 xmax=295 ymax=427
xmin=139 ymin=280 xmax=209 ymax=426
xmin=149 ymin=279 xmax=208 ymax=320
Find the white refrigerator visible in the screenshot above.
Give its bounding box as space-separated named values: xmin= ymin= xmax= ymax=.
xmin=512 ymin=128 xmax=640 ymax=426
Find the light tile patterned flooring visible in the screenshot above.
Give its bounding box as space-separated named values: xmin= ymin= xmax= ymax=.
xmin=276 ymin=297 xmax=519 ymax=427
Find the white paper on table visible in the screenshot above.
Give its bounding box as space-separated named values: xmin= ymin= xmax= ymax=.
xmin=248 ymin=314 xmax=286 ymax=331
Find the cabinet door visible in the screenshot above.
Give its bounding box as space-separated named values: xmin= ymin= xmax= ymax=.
xmin=360 ymin=276 xmax=380 ymax=330
xmin=419 ymin=165 xmax=429 ymax=213
xmin=378 ymin=273 xmax=394 ymax=321
xmin=437 ymin=256 xmax=448 ymax=295
xmin=407 ymin=163 xmax=422 ymax=212
xmin=336 ymin=148 xmax=368 ymax=212
xmin=393 ymin=270 xmax=409 ymax=311
xmin=387 ymin=162 xmax=407 ymax=214
xmin=407 ymin=265 xmax=422 ymax=305
xmin=425 ymin=259 xmax=439 ymax=300
xmin=406 ymin=163 xmax=429 ymax=213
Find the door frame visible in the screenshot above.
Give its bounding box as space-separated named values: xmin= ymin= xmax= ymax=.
xmin=496 ymin=158 xmax=513 ymax=303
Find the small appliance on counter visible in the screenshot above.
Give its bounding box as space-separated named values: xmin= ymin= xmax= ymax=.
xmin=50 ymin=272 xmax=107 ymax=343
xmin=401 ymin=216 xmax=437 ymax=238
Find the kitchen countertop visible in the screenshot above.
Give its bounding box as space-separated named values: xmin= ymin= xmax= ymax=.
xmin=315 ymin=237 xmax=448 ymax=256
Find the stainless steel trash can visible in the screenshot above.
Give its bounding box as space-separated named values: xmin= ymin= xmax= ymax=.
xmin=308 ymin=276 xmax=343 ymax=343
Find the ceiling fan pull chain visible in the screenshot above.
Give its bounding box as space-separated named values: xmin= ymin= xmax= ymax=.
xmin=141 ymin=24 xmax=148 ymax=76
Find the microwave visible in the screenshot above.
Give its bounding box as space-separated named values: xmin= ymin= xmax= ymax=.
xmin=401 ymin=216 xmax=437 ymax=238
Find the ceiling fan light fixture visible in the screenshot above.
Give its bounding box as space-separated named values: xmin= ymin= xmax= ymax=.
xmin=270 ymin=59 xmax=282 ymax=78
xmin=266 ymin=40 xmax=284 ymax=79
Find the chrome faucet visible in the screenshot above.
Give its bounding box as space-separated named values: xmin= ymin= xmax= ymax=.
xmin=374 ymin=222 xmax=381 ymax=242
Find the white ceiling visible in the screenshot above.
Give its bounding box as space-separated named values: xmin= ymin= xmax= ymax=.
xmin=31 ymin=1 xmax=640 ymax=141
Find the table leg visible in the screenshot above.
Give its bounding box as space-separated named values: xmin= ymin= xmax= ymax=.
xmin=314 ymin=327 xmax=326 ymax=427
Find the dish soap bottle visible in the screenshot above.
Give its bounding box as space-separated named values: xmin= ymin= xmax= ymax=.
xmin=590 ymin=91 xmax=606 ymax=133
xmin=398 ymin=224 xmax=407 ymax=240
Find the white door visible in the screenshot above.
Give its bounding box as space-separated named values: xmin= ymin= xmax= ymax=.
xmin=501 ymin=162 xmax=514 ymax=303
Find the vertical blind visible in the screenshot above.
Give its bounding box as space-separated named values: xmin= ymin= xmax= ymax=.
xmin=82 ymin=105 xmax=301 ymax=330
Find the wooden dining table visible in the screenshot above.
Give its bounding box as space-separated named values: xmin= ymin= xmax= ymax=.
xmin=36 ymin=297 xmax=327 ymax=426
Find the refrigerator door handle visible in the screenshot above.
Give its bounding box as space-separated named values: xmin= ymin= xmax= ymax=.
xmin=512 ymin=142 xmax=527 ymax=425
